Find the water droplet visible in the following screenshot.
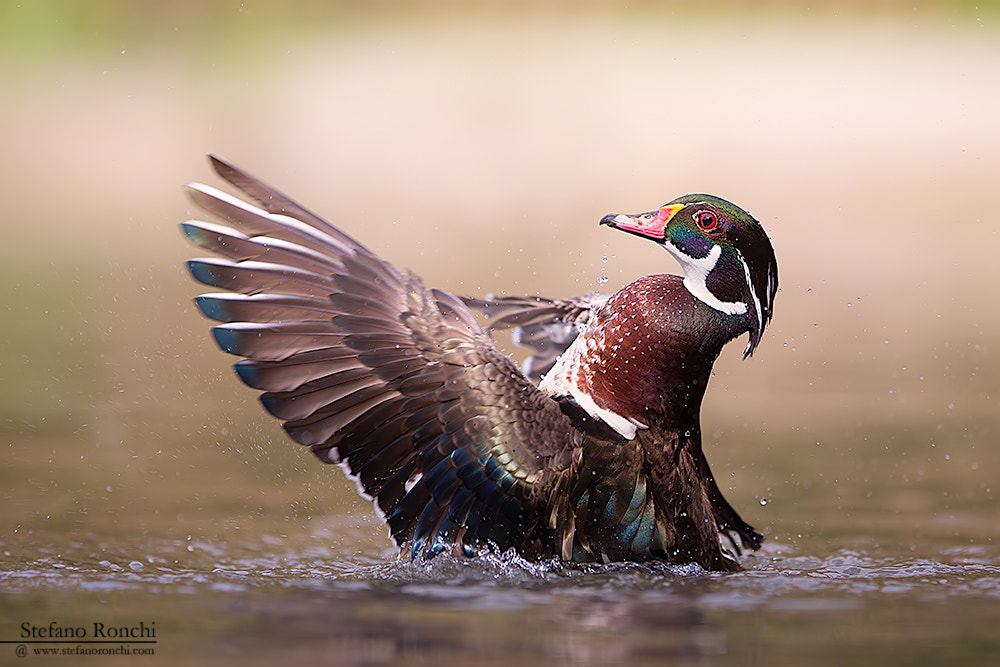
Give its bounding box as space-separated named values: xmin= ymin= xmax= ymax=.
xmin=759 ymin=497 xmax=768 ymax=506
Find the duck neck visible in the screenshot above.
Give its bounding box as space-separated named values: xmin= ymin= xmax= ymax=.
xmin=580 ymin=274 xmax=745 ymax=437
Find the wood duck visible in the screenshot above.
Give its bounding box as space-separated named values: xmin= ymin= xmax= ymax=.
xmin=183 ymin=156 xmax=778 ymax=572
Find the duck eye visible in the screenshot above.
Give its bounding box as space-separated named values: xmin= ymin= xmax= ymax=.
xmin=694 ymin=210 xmax=719 ymax=232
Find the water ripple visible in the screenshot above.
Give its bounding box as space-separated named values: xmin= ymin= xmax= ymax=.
xmin=3 ymin=545 xmax=999 ymax=610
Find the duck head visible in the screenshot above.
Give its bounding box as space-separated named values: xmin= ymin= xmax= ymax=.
xmin=601 ymin=194 xmax=778 ymax=356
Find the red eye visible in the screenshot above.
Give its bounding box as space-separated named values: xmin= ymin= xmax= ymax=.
xmin=694 ymin=210 xmax=719 ymax=232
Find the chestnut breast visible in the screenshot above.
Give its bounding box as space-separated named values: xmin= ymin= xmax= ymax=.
xmin=581 ymin=274 xmax=738 ymax=429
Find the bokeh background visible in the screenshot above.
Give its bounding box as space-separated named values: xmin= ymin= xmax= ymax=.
xmin=2 ymin=1 xmax=999 ymax=664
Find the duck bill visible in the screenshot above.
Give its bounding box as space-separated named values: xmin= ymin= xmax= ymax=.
xmin=600 ymin=204 xmax=685 ymax=241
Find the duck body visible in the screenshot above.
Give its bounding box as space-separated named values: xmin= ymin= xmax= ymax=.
xmin=479 ymin=274 xmax=760 ymax=570
xmin=183 ymin=156 xmax=776 ymax=571
xmin=540 ymin=273 xmax=742 ymax=437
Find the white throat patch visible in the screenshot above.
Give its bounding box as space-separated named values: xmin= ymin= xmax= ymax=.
xmin=668 ymin=243 xmax=748 ymax=316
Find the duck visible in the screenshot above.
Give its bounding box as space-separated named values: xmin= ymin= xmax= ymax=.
xmin=182 ymin=155 xmax=778 ymax=572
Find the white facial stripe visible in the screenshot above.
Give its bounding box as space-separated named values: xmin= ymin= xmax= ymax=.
xmin=668 ymin=243 xmax=748 ymax=316
xmin=737 ymin=250 xmax=765 ymax=355
xmin=737 ymin=249 xmax=764 ymax=329
xmin=766 ymin=269 xmax=775 ymax=311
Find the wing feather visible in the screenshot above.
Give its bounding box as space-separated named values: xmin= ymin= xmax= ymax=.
xmin=183 ymin=156 xmax=583 ymax=559
xmin=462 ymin=293 xmax=609 ymax=381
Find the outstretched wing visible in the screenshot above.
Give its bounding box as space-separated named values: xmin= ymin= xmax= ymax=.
xmin=462 ymin=293 xmax=609 ymax=381
xmin=183 ymin=156 xmax=583 ymax=559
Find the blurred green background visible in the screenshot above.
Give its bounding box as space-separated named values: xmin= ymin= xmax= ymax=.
xmin=1 ymin=2 xmax=999 ymax=661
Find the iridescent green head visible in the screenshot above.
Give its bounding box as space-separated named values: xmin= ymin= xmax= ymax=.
xmin=600 ymin=194 xmax=778 ymax=356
